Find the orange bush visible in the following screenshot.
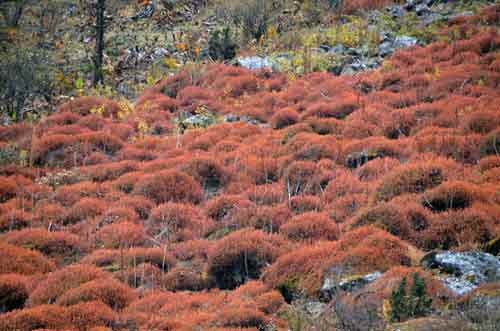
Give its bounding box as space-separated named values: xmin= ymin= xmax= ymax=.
xmin=64 ymin=197 xmax=106 ymax=225
xmin=0 ymin=274 xmax=29 ymax=312
xmin=56 ymin=278 xmax=136 ymax=310
xmin=302 ymin=97 xmax=359 ymax=120
xmin=57 ymin=96 xmax=121 ymax=118
xmin=148 ymin=202 xmax=212 ymax=242
xmin=270 ymin=108 xmax=299 ymax=129
xmin=0 ymin=176 xmax=18 ymax=202
xmin=0 ymin=209 xmax=32 ymax=232
xmin=421 ymin=180 xmax=476 ymax=212
xmin=96 ymin=221 xmax=146 ymax=249
xmin=2 ymin=228 xmax=83 ymax=264
xmin=54 ymin=181 xmax=104 ymax=207
xmin=134 ymin=169 xmax=203 ymax=204
xmin=27 ymin=264 xmax=111 ymax=307
xmin=163 ymin=266 xmax=213 ymax=291
xmin=289 ymin=195 xmax=322 ymax=214
xmin=422 ymin=206 xmax=497 ymax=250
xmin=205 ymin=195 xmax=255 ymax=222
xmin=480 ymin=128 xmax=500 ymax=157
xmin=279 ymin=212 xmax=339 ymax=242
xmin=178 ymin=156 xmax=230 ymax=191
xmin=0 ymin=243 xmax=55 ymax=275
xmin=0 ymin=304 xmax=70 ymax=331
xmin=114 ymin=195 xmax=155 ymax=220
xmin=207 ymin=229 xmax=288 ymax=289
xmin=283 ymin=160 xmax=322 ymax=196
xmin=375 ymin=160 xmax=448 ymax=201
xmin=66 ymin=301 xmax=116 ymax=331
xmin=81 ymin=247 xmax=176 ymax=272
xmin=349 ymin=202 xmax=411 ymax=239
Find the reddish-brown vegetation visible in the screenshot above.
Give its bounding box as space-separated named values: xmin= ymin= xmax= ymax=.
xmin=279 ymin=212 xmax=339 ymax=242
xmin=0 ymin=8 xmax=499 ymax=330
xmin=207 ymin=229 xmax=288 ymax=289
xmin=134 ymin=169 xmax=203 ymax=204
xmin=0 ymin=243 xmax=55 ymax=275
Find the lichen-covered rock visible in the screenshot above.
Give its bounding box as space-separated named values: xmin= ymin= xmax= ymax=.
xmin=320 ymin=271 xmax=383 ymax=301
xmin=421 ymin=251 xmax=500 ymax=295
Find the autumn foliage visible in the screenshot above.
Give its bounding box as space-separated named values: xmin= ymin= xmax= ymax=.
xmin=0 ymin=7 xmax=499 ymax=331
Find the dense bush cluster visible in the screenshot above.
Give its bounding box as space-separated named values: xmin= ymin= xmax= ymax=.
xmin=0 ymin=6 xmax=499 ymax=330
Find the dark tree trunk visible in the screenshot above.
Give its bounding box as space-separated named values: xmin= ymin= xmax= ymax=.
xmin=93 ymin=0 xmax=105 ymax=86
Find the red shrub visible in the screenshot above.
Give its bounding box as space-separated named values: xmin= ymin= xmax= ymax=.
xmin=255 ymin=290 xmax=285 ymax=314
xmin=478 ymin=155 xmax=500 ymax=172
xmin=56 ymin=278 xmax=136 ymax=310
xmin=76 ymin=132 xmax=123 ymax=155
xmin=349 ymin=202 xmax=411 ymax=239
xmin=0 ymin=274 xmax=29 ymax=312
xmin=2 ymin=228 xmax=83 ymax=263
xmin=327 ymin=193 xmax=369 ymax=223
xmin=0 ymin=243 xmax=55 ymax=275
xmin=0 ymin=209 xmax=32 ymax=232
xmin=0 ymin=176 xmax=18 ymax=202
xmin=480 ymin=128 xmax=500 ymax=157
xmin=57 ymin=96 xmax=121 ymax=118
xmin=115 ymin=195 xmax=154 ymax=220
xmin=244 ymin=183 xmax=284 ymax=205
xmin=289 ymin=195 xmax=322 ymax=214
xmin=178 ymin=156 xmax=230 ymax=190
xmin=79 ymin=161 xmax=138 ymax=182
xmin=54 ymin=181 xmax=103 ymax=207
xmin=207 ymin=229 xmax=289 ymax=289
xmin=302 ymin=97 xmax=359 ymax=120
xmin=172 ymin=239 xmax=213 ymax=262
xmin=66 ymin=300 xmax=117 ymax=331
xmin=375 ymin=160 xmax=449 ymax=201
xmin=218 ymin=305 xmax=266 ymax=329
xmin=27 ymin=264 xmax=111 ymax=307
xmin=0 ymin=304 xmax=70 ymax=331
xmin=134 ymin=169 xmax=203 ymax=204
xmin=32 ymin=134 xmax=77 ymax=166
xmin=163 ymin=266 xmax=212 ymax=291
xmin=98 ymin=206 xmax=140 ymax=226
xmin=270 ymin=108 xmax=299 ymax=129
xmin=64 ymin=197 xmax=106 ymax=225
xmin=323 ymin=169 xmax=364 ymax=202
xmin=81 ymin=247 xmax=176 ymax=272
xmin=306 ymin=117 xmax=344 ymax=135
xmin=421 ymin=180 xmax=476 ymax=212
xmin=148 ymin=202 xmax=212 ymax=242
xmin=262 ymin=241 xmax=338 ymax=297
xmin=226 ymin=75 xmax=259 ymax=97
xmin=265 ymin=226 xmax=411 ymax=296
xmin=96 ymin=221 xmax=146 ymax=249
xmin=243 ymin=204 xmax=292 ymax=232
xmin=205 ymin=195 xmax=255 ymax=222
xmin=283 ymin=160 xmax=322 ymax=196
xmin=280 ymin=212 xmax=339 ymax=242
xmin=422 ymin=206 xmax=497 ymax=250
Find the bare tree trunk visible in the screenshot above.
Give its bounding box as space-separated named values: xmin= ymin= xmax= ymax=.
xmin=93 ymin=0 xmax=105 ymax=86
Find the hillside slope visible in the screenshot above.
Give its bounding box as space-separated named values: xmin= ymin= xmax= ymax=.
xmin=0 ymin=3 xmax=499 ymax=331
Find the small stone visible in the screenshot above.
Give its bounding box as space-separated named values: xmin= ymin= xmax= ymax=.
xmin=393 ymin=35 xmax=418 ymax=49
xmin=415 ymin=4 xmax=431 ymax=16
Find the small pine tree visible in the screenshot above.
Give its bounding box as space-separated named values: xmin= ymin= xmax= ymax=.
xmin=388 ymin=276 xmax=408 ymax=322
xmin=409 ymin=272 xmax=432 ymax=318
xmin=208 ymin=27 xmax=237 ymax=61
xmin=388 ymin=272 xmax=433 ymax=323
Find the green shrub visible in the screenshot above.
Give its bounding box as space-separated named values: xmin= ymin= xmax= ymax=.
xmin=208 ymin=27 xmax=237 ymax=61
